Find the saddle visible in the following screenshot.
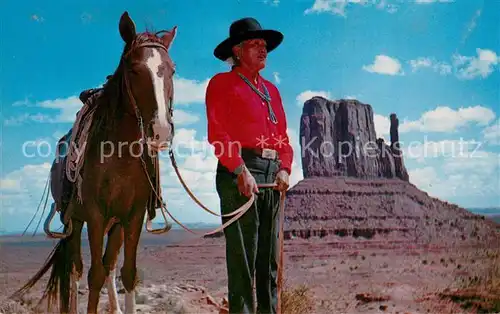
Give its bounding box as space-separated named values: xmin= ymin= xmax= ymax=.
xmin=50 ymin=87 xmax=162 ymax=221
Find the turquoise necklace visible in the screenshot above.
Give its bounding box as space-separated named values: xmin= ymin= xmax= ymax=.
xmin=237 ymin=72 xmax=278 ymax=124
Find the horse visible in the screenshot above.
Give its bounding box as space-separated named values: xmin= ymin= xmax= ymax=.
xmin=11 ymin=11 xmax=177 ymax=314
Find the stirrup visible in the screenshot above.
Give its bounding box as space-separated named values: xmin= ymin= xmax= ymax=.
xmin=145 ymin=204 xmax=172 ymax=234
xmin=44 ymin=203 xmax=73 ymax=239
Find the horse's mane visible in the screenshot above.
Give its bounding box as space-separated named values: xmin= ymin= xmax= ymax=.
xmin=88 ymin=30 xmax=166 ymax=144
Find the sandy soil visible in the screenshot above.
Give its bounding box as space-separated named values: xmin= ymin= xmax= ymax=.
xmin=0 ymin=230 xmax=497 ymax=313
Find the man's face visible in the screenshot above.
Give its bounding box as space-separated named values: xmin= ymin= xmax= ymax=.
xmin=236 ymin=38 xmax=267 ymax=71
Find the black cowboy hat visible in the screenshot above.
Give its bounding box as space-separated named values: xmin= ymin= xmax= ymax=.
xmin=214 ymin=17 xmax=283 ymax=61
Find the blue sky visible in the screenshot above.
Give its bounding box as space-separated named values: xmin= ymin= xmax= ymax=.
xmin=1 ymin=0 xmax=499 ymax=234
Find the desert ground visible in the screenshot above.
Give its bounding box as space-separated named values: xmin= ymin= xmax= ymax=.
xmin=1 ymin=229 xmax=499 ymax=314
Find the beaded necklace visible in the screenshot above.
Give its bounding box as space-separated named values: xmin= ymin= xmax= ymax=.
xmin=237 ymin=72 xmax=278 ymax=124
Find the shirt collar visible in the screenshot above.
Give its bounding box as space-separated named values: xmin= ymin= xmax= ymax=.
xmin=232 ymin=66 xmax=262 ymax=86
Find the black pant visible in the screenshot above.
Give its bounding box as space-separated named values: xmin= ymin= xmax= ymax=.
xmin=215 ymin=152 xmax=281 ymax=314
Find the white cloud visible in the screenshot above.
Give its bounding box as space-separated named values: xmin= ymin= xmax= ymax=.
xmin=3 ymin=113 xmax=53 ymax=125
xmin=362 ymin=55 xmax=404 ymax=76
xmin=0 ymin=178 xmax=22 ymax=192
xmin=171 ymin=128 xmax=208 ymax=152
xmin=409 ymin=57 xmax=452 ymax=75
xmin=180 ymin=153 xmax=218 ymax=173
xmin=452 ymin=48 xmax=499 ymax=80
xmin=443 ymin=150 xmax=499 ymax=175
xmin=304 ymin=0 xmax=349 ymax=16
xmin=0 ymin=162 xmax=52 ymax=234
xmin=403 ymin=138 xmax=483 ymax=163
xmin=406 ymin=49 xmax=499 ymax=80
xmin=408 ymin=150 xmax=499 ymax=204
xmin=263 ymin=0 xmax=280 ymax=6
xmin=415 ymin=0 xmax=455 ymax=3
xmin=4 ymin=76 xmax=209 ymax=126
xmin=399 ymin=105 xmax=496 ymax=133
xmin=172 ymin=109 xmax=200 ymax=125
xmin=173 ymin=77 xmax=210 ymax=105
xmin=373 ymin=114 xmax=391 ymax=138
xmin=409 ymin=166 xmax=439 ymax=189
xmin=344 ymin=95 xmax=358 ymax=100
xmin=296 ymin=90 xmax=332 ymax=106
xmin=483 ymin=119 xmax=500 ymax=145
xmin=35 ymin=96 xmax=83 ymax=122
xmin=31 ymin=14 xmax=45 ymax=22
xmin=461 ymin=9 xmax=482 ymax=45
xmin=304 ymin=0 xmax=398 ymax=16
xmin=273 ymin=72 xmax=281 ymax=84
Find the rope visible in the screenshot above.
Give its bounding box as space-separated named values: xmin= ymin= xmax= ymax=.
xmin=65 ymin=93 xmax=100 ymax=203
xmin=168 ymin=149 xmax=260 ymax=218
xmin=21 ymin=174 xmax=50 ymax=237
xmin=139 ymin=153 xmax=256 ymax=237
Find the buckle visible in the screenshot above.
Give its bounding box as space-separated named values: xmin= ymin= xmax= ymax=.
xmin=261 ymin=148 xmax=277 ymax=159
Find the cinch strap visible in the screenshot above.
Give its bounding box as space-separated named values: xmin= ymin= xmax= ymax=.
xmin=237 ymin=72 xmax=278 ymax=124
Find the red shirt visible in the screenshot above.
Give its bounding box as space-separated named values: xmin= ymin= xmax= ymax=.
xmin=205 ymin=66 xmax=293 ymax=175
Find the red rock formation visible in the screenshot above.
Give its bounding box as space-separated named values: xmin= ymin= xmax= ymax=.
xmin=287 ymin=97 xmax=500 ymax=245
xmin=300 ymin=97 xmax=409 ymax=181
xmin=390 ymin=113 xmax=409 ymax=181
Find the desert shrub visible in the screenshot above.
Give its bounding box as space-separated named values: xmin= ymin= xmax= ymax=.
xmin=281 ymin=283 xmax=314 ymax=314
xmin=439 ymin=249 xmax=500 ymax=313
xmin=0 ymin=299 xmax=33 ymax=314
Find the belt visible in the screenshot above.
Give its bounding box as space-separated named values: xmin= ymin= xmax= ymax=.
xmin=241 ymin=147 xmax=279 ymax=160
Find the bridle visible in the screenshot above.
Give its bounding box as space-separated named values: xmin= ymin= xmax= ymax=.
xmin=121 ymin=33 xmax=175 ymax=148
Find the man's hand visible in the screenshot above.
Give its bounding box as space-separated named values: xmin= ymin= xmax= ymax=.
xmin=274 ymin=169 xmax=289 ymax=192
xmin=236 ymin=166 xmax=259 ymax=197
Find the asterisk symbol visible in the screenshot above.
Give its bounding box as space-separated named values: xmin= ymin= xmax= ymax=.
xmin=255 ymin=135 xmax=269 ymax=148
xmin=273 ymin=134 xmax=287 ymax=148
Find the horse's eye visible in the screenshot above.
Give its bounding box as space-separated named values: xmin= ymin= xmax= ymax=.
xmin=130 ymin=66 xmax=142 ymax=75
xmin=130 ymin=63 xmax=142 ymax=73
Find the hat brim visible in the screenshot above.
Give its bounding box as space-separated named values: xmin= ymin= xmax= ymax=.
xmin=214 ymin=29 xmax=283 ymax=61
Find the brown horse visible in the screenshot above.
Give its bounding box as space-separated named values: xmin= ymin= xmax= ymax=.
xmin=11 ymin=11 xmax=177 ymax=314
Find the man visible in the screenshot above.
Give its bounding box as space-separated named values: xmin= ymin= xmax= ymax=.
xmin=205 ymin=17 xmax=293 ymax=313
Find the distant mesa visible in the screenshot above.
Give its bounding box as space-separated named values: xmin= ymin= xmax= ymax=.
xmin=283 ymin=96 xmax=500 ymax=245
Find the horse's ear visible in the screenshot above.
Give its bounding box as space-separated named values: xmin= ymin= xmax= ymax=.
xmin=119 ymin=11 xmax=136 ymax=44
xmin=162 ymin=26 xmax=177 ymax=50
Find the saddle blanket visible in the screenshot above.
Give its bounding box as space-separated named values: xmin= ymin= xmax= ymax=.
xmin=52 ymin=86 xmax=162 ymax=220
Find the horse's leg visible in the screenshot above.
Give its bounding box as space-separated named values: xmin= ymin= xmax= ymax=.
xmin=69 ymin=219 xmax=84 ymax=314
xmin=121 ymin=208 xmax=146 ymax=314
xmin=103 ymin=223 xmax=124 ymax=314
xmin=86 ymin=214 xmax=106 ymax=314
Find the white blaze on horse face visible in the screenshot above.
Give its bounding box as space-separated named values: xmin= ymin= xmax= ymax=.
xmin=146 ymin=49 xmax=171 ymax=146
